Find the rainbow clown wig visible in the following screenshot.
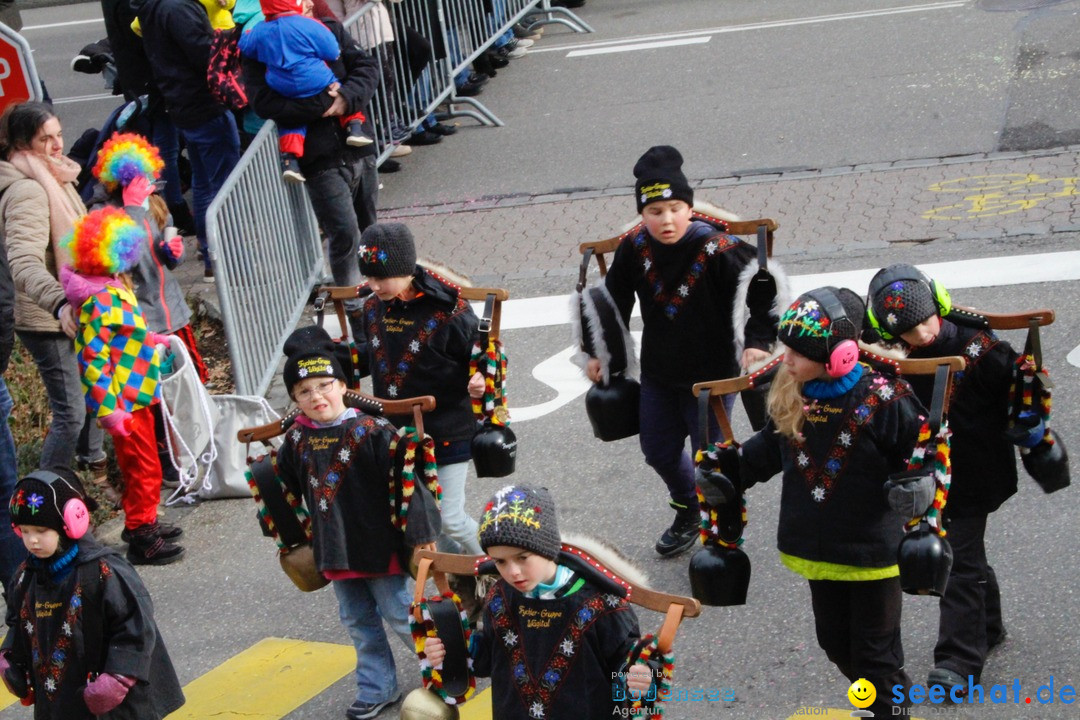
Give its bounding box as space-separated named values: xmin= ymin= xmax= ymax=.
xmin=64 ymin=207 xmax=144 ymax=276
xmin=92 ymin=132 xmax=164 ymax=188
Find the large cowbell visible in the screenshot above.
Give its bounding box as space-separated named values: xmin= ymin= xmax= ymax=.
xmin=579 ymin=285 xmax=640 ymax=441
xmin=897 ymin=521 xmax=953 ymax=597
xmin=688 ymin=464 xmax=750 ymax=606
xmin=1023 ymin=428 xmax=1071 ymax=493
xmin=472 ymin=420 xmax=517 ymax=478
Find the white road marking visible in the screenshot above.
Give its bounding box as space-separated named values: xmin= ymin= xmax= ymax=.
xmin=52 ymin=93 xmax=116 ymax=105
xmin=532 ymin=1 xmax=965 ymax=55
xmin=566 ymin=37 xmax=710 ymax=58
xmin=1068 ymin=344 xmax=1080 ymax=369
xmin=22 ymin=18 xmax=105 ymax=30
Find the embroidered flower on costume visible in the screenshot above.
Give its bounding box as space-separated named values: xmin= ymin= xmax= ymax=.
xmin=853 ymin=405 xmax=871 ymax=423
xmin=318 ymin=498 xmax=328 ymax=512
xmin=488 ymin=595 xmax=503 ymax=614
xmin=877 ymin=384 xmax=894 ymax=400
xmin=559 ymin=638 xmax=576 ymax=656
xmin=812 ymin=485 xmax=826 ymax=502
xmin=409 ymin=339 xmax=421 ymax=353
xmin=825 ymin=458 xmax=842 ymax=476
xmin=387 ymin=384 xmax=398 ymax=397
xmin=503 ymin=630 xmax=518 ymax=647
xmin=338 ymin=448 xmax=351 ymax=463
xmin=371 ymin=336 xmax=380 ymax=348
xmin=643 ymin=258 xmax=652 ymax=271
xmin=839 ymin=431 xmax=852 ymax=447
xmin=530 ymin=701 xmax=545 ymax=718
xmin=290 ymin=429 xmax=302 ymax=444
xmin=542 ymin=669 xmax=560 ymax=686
xmin=298 ymin=368 xmax=308 ymax=378
xmin=604 ymin=594 xmax=620 ymax=607
xmin=678 ymin=284 xmax=689 ymax=297
xmin=577 ymin=606 xmax=594 ymax=623
xmin=705 ymin=240 xmax=718 ymax=255
xmin=797 ymin=451 xmax=810 ymax=468
xmin=44 ymin=677 xmax=56 ymax=693
xmin=886 ymin=312 xmax=898 ymax=327
xmin=967 ymin=341 xmax=983 ymax=357
xmin=62 ymin=622 xmax=72 ymax=636
xmin=27 ymin=493 xmax=43 ymax=513
xmin=514 ymin=662 xmax=527 ymax=680
xmin=24 ymin=620 xmax=32 ymax=633
xmin=309 ymin=475 xmax=318 ymax=488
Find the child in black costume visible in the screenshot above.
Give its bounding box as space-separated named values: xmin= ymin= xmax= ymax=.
xmin=275 ymin=325 xmax=438 ymax=720
xmin=717 ymin=287 xmax=928 ymax=717
xmin=423 ymin=484 xmax=652 ymax=720
xmin=0 ymin=470 xmax=184 ymax=719
xmin=584 ymin=145 xmax=785 ymax=558
xmin=867 ymin=264 xmax=1024 ymax=695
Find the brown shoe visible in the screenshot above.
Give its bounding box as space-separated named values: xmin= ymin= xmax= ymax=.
xmin=87 ymin=458 xmax=122 ymax=509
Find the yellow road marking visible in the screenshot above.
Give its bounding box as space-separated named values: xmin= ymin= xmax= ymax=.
xmin=164 ymin=637 xmax=354 ymax=720
xmin=459 ymin=687 xmax=492 ymax=719
xmin=0 ymin=686 xmax=17 ymax=711
xmin=786 ymin=710 xmax=926 ymax=719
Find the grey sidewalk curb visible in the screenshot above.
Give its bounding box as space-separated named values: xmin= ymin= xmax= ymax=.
xmin=382 ymin=144 xmax=1080 ymax=218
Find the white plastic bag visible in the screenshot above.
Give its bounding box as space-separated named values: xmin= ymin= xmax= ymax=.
xmin=158 ymin=335 xmax=220 ymax=500
xmin=200 ymin=394 xmax=280 ymax=500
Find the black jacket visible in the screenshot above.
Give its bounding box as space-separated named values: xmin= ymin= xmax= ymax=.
xmin=904 ymin=319 xmax=1020 ymax=516
xmin=355 ymin=268 xmax=479 ymax=459
xmin=604 ymin=219 xmax=777 ymax=390
xmin=0 ymin=228 xmax=13 ymax=374
xmin=100 ymin=0 xmax=156 ymax=101
xmin=472 ymin=576 xmax=640 ymax=720
xmin=740 ymin=367 xmax=927 ymax=568
xmin=134 ymin=0 xmax=225 ymax=129
xmin=2 ymin=537 xmax=185 ymax=720
xmin=242 ymin=17 xmax=380 ymax=175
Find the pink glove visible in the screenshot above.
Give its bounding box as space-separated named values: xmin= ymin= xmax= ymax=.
xmin=146 ymin=332 xmax=171 ymax=347
xmin=122 ymin=174 xmax=154 ymax=207
xmin=99 ymin=410 xmax=133 ymax=438
xmin=83 ymin=673 xmax=135 ymax=716
xmin=164 ymin=229 xmax=185 ymax=262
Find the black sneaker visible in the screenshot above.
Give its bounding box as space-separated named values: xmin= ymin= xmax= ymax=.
xmin=456 ymin=80 xmax=484 ymax=97
xmin=927 ymin=668 xmax=966 ymax=700
xmin=428 ymin=122 xmax=457 ymax=136
xmin=484 ymin=50 xmax=510 ymax=69
xmin=126 ymin=524 xmax=185 ymax=565
xmin=404 ymin=130 xmax=442 ymax=146
xmin=379 ymin=158 xmax=401 ymax=173
xmin=654 ymin=506 xmax=700 ymax=557
xmin=122 ymin=520 xmax=183 ymax=543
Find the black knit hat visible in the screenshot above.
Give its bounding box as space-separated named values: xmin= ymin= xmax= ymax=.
xmin=478 ymin=485 xmax=561 ymax=560
xmin=359 ymin=222 xmax=417 ymax=278
xmin=282 ymin=325 xmax=345 ymax=394
xmin=869 ymin=265 xmax=938 ymax=337
xmin=10 ymin=470 xmax=87 ymax=536
xmin=633 ymin=145 xmax=694 ymax=213
xmin=777 ymin=287 xmax=865 ymax=363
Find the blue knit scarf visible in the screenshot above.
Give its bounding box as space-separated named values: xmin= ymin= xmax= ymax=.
xmin=803 ymin=362 xmax=863 ymax=400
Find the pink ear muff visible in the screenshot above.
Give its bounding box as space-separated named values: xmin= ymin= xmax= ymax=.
xmin=62 ymin=498 xmax=90 ymax=540
xmin=12 ymin=523 xmax=22 ymax=539
xmin=826 ymin=339 xmax=859 ymax=378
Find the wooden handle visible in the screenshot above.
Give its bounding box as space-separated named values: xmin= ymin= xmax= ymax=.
xmin=893 ymin=355 xmax=966 ymax=374
xmin=693 ymin=375 xmax=752 ymax=397
xmin=235 ymin=393 xmax=436 ymax=443
xmin=953 ymin=305 xmax=1055 ymax=329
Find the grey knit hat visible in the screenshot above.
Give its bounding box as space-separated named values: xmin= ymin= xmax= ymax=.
xmin=478 ymin=485 xmax=561 ymax=559
xmin=869 ymin=265 xmax=938 ymax=337
xmin=359 ymin=222 xmax=417 ymax=278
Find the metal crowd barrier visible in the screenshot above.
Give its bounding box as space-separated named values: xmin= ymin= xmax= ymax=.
xmin=342 ymin=0 xmax=591 ymax=165
xmin=207 ymin=0 xmax=592 ymax=396
xmin=205 ymin=121 xmax=325 ymax=397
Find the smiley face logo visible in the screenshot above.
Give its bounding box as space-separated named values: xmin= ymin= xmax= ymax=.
xmin=848 ymin=677 xmax=876 ymax=709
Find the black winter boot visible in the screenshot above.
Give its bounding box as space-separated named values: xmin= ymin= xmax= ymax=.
xmin=654 ymin=502 xmax=700 ymax=558
xmin=126 ymin=524 xmax=185 ymax=565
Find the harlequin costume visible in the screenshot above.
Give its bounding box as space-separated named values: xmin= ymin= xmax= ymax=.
xmin=732 ymin=289 xmax=927 ymax=717
xmin=471 ymin=486 xmax=646 ymax=720
xmin=868 ymin=265 xmax=1021 ymax=688
xmin=355 ymin=222 xmax=484 ymax=556
xmin=1 ymin=475 xmax=183 ymax=720
xmin=275 ymin=326 xmax=438 ymax=716
xmin=602 ymin=146 xmax=787 ymax=556
xmin=60 ymin=208 xmax=183 ymax=565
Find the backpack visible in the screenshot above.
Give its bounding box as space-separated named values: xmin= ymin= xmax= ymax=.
xmin=207 ymin=27 xmax=248 ymax=111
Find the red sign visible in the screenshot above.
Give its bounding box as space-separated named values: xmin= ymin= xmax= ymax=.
xmin=0 ymin=23 xmax=39 ymax=115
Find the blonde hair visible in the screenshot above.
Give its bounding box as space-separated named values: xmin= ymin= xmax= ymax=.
xmin=767 ymin=365 xmax=807 ymax=440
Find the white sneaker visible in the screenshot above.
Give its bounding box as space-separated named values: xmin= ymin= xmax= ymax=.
xmin=514 ymin=38 xmax=535 ymax=48
xmin=389 ymin=144 xmax=412 ymax=157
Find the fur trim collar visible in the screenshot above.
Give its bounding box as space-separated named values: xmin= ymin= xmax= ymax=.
xmin=731 ymin=259 xmax=792 ymax=362
xmin=560 ymin=532 xmax=648 ymax=589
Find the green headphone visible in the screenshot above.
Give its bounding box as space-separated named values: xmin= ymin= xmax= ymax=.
xmin=866 ymin=265 xmax=951 ymax=341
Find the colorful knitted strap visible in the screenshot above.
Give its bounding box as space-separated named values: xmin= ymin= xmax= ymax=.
xmin=1011 ymin=353 xmax=1053 ymax=444
xmin=903 ymin=421 xmax=953 ymax=536
xmin=244 ymin=451 xmax=312 ymax=550
xmin=409 ymin=592 xmax=476 ymax=705
xmin=469 ymin=338 xmax=510 ymax=425
xmin=389 ymin=426 xmax=441 ymax=531
xmin=623 ymin=633 xmax=675 ymax=717
xmin=694 ymin=442 xmax=746 ymax=550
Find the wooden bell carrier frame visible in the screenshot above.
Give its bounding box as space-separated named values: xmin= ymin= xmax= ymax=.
xmin=579 ymin=214 xmax=778 ymax=276
xmin=411 ymin=546 xmax=702 ymax=707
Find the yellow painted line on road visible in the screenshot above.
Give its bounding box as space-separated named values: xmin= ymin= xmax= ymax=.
xmin=786 ymin=710 xmax=926 ymax=719
xmin=0 ymin=686 xmax=17 ymax=710
xmin=459 ymin=687 xmax=492 ymax=719
xmin=165 ymin=637 xmax=354 ymax=720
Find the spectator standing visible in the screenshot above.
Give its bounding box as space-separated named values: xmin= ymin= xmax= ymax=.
xmin=0 ymin=102 xmax=105 ymax=479
xmin=0 ymin=204 xmax=25 ymax=591
xmin=136 ymin=0 xmax=242 ymax=280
